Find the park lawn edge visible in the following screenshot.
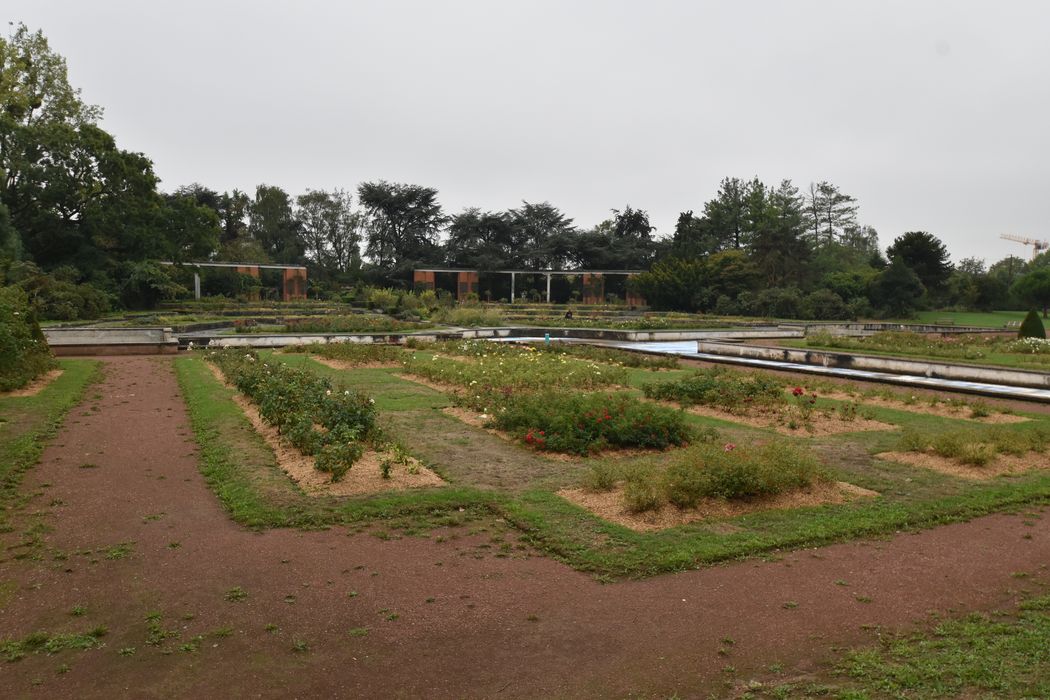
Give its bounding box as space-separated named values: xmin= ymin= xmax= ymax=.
xmin=175 ymin=353 xmax=1050 ymax=581
xmin=0 ymin=360 xmax=102 ymax=521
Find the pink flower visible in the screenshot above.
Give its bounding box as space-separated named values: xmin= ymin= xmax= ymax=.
xmin=723 ymin=443 xmax=736 ymax=452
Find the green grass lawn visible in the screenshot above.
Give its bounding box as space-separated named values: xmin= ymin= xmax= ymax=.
xmin=754 ymin=590 xmax=1050 ymax=699
xmin=0 ymin=360 xmax=101 ymax=536
xmin=172 ymin=352 xmax=1050 ymax=580
xmin=904 ymin=310 xmax=1031 ymax=328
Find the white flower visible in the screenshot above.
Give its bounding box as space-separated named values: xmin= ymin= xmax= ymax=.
xmin=369 ymin=398 xmax=375 ymax=404
xmin=325 ymin=390 xmax=332 ymax=396
xmin=344 ymin=390 xmax=350 ymax=395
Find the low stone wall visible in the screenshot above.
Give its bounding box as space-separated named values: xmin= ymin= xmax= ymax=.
xmin=44 ymin=327 xmax=180 ymax=356
xmin=696 ymin=340 xmax=1050 ymax=389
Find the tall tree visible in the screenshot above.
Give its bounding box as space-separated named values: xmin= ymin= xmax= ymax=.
xmin=444 ymin=208 xmax=516 ymax=269
xmin=358 ymin=181 xmax=444 ymax=275
xmin=886 ymin=230 xmax=952 ymax=293
xmin=805 ymin=181 xmax=858 ymax=248
xmin=1011 ymin=268 xmax=1050 ymax=318
xmin=217 ymin=189 xmax=250 ymax=244
xmin=869 ymin=257 xmax=925 ymax=317
xmin=296 ymin=189 xmax=362 ymax=274
xmin=573 ymin=206 xmax=657 ymax=269
xmin=670 ymin=210 xmax=718 ymax=259
xmin=508 ymin=201 xmax=576 ymax=269
xmin=249 ymin=184 xmax=301 ymax=263
xmin=160 ymin=192 xmax=221 ymax=262
xmin=702 ymin=177 xmax=750 ymax=250
xmin=747 ymin=179 xmax=811 ymax=287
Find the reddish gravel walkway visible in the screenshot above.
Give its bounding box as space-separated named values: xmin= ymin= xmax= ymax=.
xmin=0 ymin=356 xmax=1047 ymax=699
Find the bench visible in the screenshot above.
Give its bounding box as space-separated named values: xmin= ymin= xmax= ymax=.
xmin=1006 ymin=321 xmax=1021 ymax=329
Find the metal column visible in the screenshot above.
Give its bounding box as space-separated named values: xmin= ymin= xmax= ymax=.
xmin=194 ymin=272 xmax=201 ymax=300
xmin=510 ymin=272 xmax=515 ymax=302
xmin=545 ymin=273 xmax=551 ymax=302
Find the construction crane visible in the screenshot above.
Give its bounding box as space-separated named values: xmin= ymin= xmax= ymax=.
xmin=1000 ymin=233 xmax=1050 ymax=260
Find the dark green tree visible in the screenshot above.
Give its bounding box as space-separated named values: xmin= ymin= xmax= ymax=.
xmin=1018 ymin=309 xmax=1046 ymax=338
xmin=444 ymin=208 xmax=516 ymax=269
xmin=508 ymin=201 xmax=576 ymax=269
xmin=748 ymin=180 xmax=811 ymax=287
xmin=359 ymin=181 xmax=444 ymax=277
xmin=868 ymin=257 xmax=925 ymax=317
xmin=670 ymin=210 xmax=718 ymax=259
xmin=886 ymin=231 xmax=952 ymax=294
xmin=248 ymin=184 xmax=302 ymax=263
xmin=1011 ymin=268 xmax=1050 ymax=318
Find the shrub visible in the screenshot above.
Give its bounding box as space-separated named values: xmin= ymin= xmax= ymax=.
xmin=897 ymin=424 xmax=1050 ymax=467
xmin=585 ymin=462 xmax=621 ymax=492
xmin=623 ymin=473 xmax=664 ymax=513
xmin=272 ymin=315 xmax=428 ymax=334
xmin=492 ymin=391 xmax=692 ymax=455
xmin=642 ymin=368 xmax=783 ymax=414
xmin=18 ymin=272 xmax=111 ymax=321
xmin=0 ymin=286 xmax=57 ymax=391
xmin=664 ymin=441 xmax=826 ymax=505
xmin=1018 ymin=310 xmax=1046 ymax=339
xmin=428 ymin=306 xmax=505 ymax=327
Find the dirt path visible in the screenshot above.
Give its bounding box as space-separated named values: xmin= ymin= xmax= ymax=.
xmin=0 ymin=356 xmax=1047 ymax=699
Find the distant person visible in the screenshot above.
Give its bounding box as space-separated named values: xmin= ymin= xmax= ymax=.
xmin=564 ymin=310 xmax=574 ymax=320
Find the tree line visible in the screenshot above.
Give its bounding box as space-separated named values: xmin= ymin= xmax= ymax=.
xmin=2 ymin=24 xmax=1047 ymax=320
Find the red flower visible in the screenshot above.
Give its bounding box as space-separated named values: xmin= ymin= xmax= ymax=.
xmin=791 ymin=386 xmax=804 ymax=397
xmin=724 ymin=442 xmax=736 ymax=451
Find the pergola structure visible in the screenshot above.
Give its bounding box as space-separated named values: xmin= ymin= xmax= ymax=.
xmin=159 ymin=261 xmax=308 ymax=301
xmin=413 ymin=268 xmax=646 ymax=305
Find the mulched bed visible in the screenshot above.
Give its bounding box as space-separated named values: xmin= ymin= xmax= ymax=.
xmin=876 ymin=450 xmax=1050 ymax=481
xmin=559 ymin=481 xmax=878 ymax=532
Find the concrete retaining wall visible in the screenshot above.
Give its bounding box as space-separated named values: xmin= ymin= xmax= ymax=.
xmin=44 ymin=327 xmax=180 ymax=356
xmin=696 ymin=340 xmax=1050 ymax=389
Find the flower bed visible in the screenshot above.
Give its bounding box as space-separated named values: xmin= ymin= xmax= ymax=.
xmin=285 ymin=342 xmax=407 ymax=366
xmin=642 ymin=367 xmax=784 ymax=414
xmin=402 ymin=347 xmax=628 ymax=394
xmin=488 ymin=391 xmax=692 ymax=455
xmin=428 ymin=339 xmax=679 ymax=370
xmin=206 ymin=349 xmax=378 ymax=479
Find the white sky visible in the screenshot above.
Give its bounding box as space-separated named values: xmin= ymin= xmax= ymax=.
xmin=12 ymin=0 xmax=1050 ymax=264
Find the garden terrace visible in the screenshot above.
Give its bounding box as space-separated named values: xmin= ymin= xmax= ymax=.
xmin=794 ymin=330 xmax=1050 ymax=371
xmin=221 ymin=349 xmax=1050 ymax=573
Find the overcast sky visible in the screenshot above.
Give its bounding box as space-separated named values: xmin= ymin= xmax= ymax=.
xmin=13 ymin=0 xmax=1050 ymax=263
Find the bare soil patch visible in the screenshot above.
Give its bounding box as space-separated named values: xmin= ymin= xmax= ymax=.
xmin=682 ymin=403 xmax=896 ymax=437
xmin=815 ymin=390 xmax=1029 ymax=424
xmin=876 ymin=450 xmax=1050 ymax=481
xmin=206 ymin=362 xmax=443 ymax=496
xmin=559 ymin=481 xmax=878 ymax=532
xmin=1 ymin=369 xmax=62 ymax=398
xmin=309 ymin=356 xmax=404 ymax=371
